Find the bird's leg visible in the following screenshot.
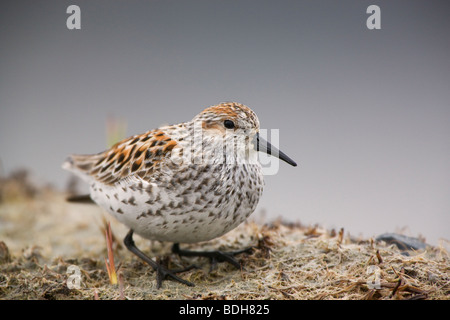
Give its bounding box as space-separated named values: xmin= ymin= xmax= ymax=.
xmin=172 ymin=243 xmax=255 ymax=271
xmin=124 ymin=230 xmax=195 ymax=288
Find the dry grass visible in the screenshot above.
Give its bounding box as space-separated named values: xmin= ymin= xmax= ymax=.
xmin=0 ymin=173 xmax=449 ymax=300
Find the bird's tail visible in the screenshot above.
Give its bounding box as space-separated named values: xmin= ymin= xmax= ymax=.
xmin=66 ymin=194 xmax=95 ymax=204
xmin=62 ymin=153 xmax=103 ymax=183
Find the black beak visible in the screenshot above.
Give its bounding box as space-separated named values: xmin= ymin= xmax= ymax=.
xmin=255 ymin=133 xmax=297 ymax=167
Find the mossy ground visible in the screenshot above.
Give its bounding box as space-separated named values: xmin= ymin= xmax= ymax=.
xmin=0 ymin=174 xmax=449 ymax=300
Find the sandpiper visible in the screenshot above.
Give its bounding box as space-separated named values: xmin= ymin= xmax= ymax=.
xmin=63 ymin=102 xmax=297 ymax=287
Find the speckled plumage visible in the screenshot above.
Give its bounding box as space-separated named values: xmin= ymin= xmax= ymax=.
xmin=63 ymin=102 xmax=268 ymax=243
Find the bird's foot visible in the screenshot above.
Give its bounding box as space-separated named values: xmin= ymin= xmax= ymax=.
xmin=154 ymin=257 xmax=197 ymax=288
xmin=124 ymin=230 xmax=196 ymax=288
xmin=172 ymin=243 xmax=255 ymax=271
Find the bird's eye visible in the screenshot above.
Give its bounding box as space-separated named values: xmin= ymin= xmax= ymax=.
xmin=224 ymin=120 xmax=235 ymax=129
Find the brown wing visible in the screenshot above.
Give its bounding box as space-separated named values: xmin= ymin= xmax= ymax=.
xmin=65 ymin=129 xmax=179 ymax=186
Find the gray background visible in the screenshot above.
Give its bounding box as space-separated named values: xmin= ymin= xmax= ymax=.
xmin=1 ymin=1 xmax=449 ymax=245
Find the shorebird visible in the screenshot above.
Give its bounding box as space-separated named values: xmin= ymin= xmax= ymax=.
xmin=63 ymin=102 xmax=297 ymax=287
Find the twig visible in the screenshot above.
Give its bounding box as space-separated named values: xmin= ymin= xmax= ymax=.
xmin=376 ymin=250 xmax=383 ymax=264
xmin=337 ymin=228 xmax=344 ymax=245
xmin=105 ymin=221 xmax=118 ymax=285
xmin=118 ymin=272 xmax=125 ymax=300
